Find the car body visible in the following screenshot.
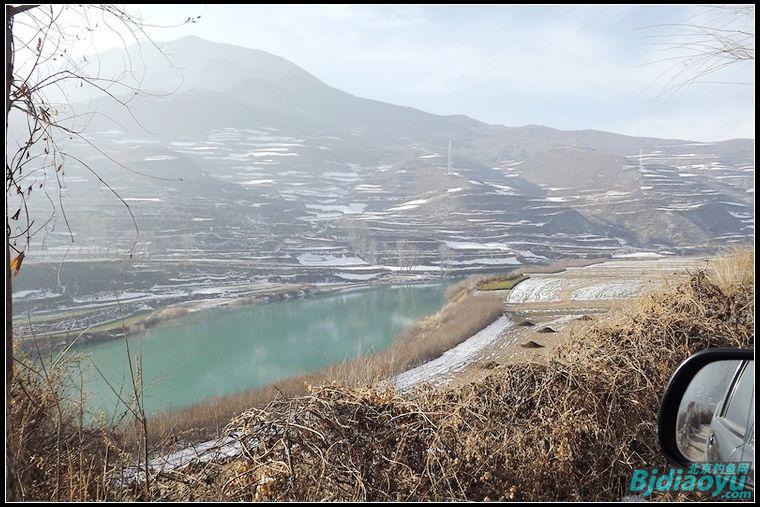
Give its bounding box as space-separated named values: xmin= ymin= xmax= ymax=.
xmin=705 ymin=361 xmax=755 ymax=487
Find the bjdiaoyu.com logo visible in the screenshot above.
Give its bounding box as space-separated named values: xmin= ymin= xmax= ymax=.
xmin=629 ymin=463 xmax=752 ymax=499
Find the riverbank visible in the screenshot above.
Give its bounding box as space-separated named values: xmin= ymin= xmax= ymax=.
xmin=17 ymin=278 xmax=454 ymax=353
xmin=145 ymin=277 xmax=503 ymax=441
xmin=400 ymin=255 xmax=711 ymax=391
xmin=15 ymin=282 xmax=344 ymax=352
xmin=14 ymin=257 xmax=605 ymax=353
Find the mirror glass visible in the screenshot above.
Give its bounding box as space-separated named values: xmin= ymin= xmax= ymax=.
xmin=676 ymin=360 xmax=755 ymax=465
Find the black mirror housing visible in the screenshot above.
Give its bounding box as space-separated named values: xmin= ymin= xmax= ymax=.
xmin=658 ymin=348 xmax=754 ymax=467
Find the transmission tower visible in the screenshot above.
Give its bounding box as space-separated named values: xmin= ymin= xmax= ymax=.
xmin=447 ymin=139 xmax=453 ymax=175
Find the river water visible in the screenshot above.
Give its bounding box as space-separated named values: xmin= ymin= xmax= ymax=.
xmin=72 ymin=283 xmax=446 ymax=415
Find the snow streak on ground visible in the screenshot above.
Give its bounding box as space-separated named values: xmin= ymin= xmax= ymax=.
xmin=296 ymin=253 xmax=368 ymax=267
xmin=542 ymin=314 xmax=584 ymax=328
xmin=394 ymin=316 xmax=514 ymax=391
xmin=152 ymin=436 xmax=241 ymax=471
xmin=612 ymin=251 xmax=664 ymax=259
xmin=124 ymin=435 xmax=242 ymax=480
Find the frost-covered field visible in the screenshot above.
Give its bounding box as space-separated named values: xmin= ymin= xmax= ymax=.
xmin=506 ymin=257 xmax=707 ymax=306
xmin=507 ymin=278 xmax=564 ymax=303
xmin=570 ymin=281 xmax=643 ymax=301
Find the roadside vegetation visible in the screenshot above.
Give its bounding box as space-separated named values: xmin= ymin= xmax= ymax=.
xmin=477 ymin=271 xmax=529 ymax=291
xmin=7 ymin=248 xmax=753 ymax=500
xmin=707 ymin=246 xmax=754 ymax=296
xmin=8 ymin=355 xmax=135 ymax=500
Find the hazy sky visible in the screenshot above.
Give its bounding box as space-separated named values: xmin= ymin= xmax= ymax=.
xmin=56 ymin=4 xmax=759 ymax=141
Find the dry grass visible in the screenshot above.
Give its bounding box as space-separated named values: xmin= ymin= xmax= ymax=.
xmin=707 ymin=246 xmax=754 ymax=296
xmin=478 ymin=272 xmax=529 ymax=291
xmin=145 ymin=261 xmax=753 ymax=501
xmin=7 ymin=356 xmax=136 ymax=501
xmin=443 ymin=276 xmax=478 ymax=301
xmin=147 ymin=281 xmax=504 ymax=441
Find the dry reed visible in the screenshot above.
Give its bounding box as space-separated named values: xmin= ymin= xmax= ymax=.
xmin=706 ymin=246 xmax=754 ymax=296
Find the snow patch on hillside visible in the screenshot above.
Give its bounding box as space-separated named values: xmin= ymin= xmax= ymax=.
xmin=296 ymin=253 xmax=368 ymax=267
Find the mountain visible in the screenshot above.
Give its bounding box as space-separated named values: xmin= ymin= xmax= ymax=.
xmin=12 ymin=36 xmax=755 ymax=276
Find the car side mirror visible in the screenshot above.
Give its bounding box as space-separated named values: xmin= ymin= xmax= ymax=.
xmin=658 ymin=348 xmax=754 ymax=467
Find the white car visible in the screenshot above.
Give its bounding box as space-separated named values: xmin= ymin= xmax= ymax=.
xmin=706 ymin=360 xmax=755 ymax=487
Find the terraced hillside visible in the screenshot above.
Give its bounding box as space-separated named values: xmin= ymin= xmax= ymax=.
xmin=8 ymin=36 xmax=754 ymax=336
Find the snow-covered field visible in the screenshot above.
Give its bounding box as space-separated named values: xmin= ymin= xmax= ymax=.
xmin=570 ymin=281 xmax=643 ymax=300
xmin=507 ymin=278 xmax=564 ymax=303
xmin=506 ymin=257 xmax=708 ymax=305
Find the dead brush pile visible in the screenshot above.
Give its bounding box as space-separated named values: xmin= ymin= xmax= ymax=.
xmin=149 ymin=263 xmax=753 ymax=501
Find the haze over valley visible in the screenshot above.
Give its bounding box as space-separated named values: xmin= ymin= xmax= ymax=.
xmin=5 ymin=6 xmax=756 ymax=502
xmin=9 ymin=35 xmax=754 ymax=339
